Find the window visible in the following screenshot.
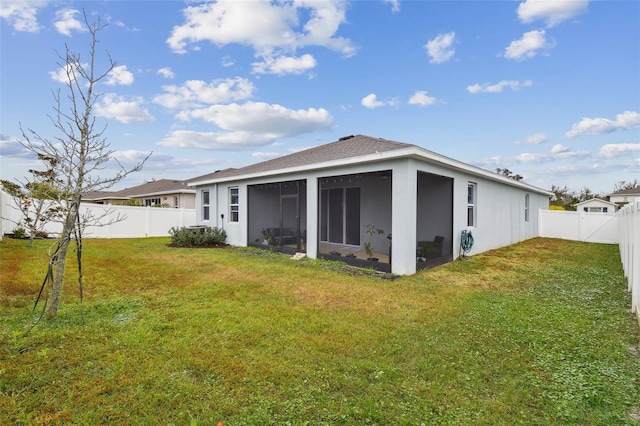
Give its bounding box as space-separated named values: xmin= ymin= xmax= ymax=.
xmin=174 ymin=195 xmax=179 ymax=208
xmin=603 ymin=207 xmax=608 ymax=213
xmin=524 ymin=194 xmax=530 ymax=222
xmin=467 ymin=182 xmax=476 ymax=227
xmin=202 ymin=190 xmax=210 ymax=221
xmin=229 ymin=187 xmax=239 ymax=222
xmin=145 ymin=197 xmax=161 ymax=207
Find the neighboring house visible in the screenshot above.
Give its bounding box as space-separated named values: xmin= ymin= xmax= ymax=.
xmin=84 ymin=179 xmax=195 ymax=208
xmin=187 ymin=135 xmax=551 ymax=275
xmin=575 ymin=198 xmax=617 ymax=214
xmin=609 ymin=188 xmax=640 ymax=208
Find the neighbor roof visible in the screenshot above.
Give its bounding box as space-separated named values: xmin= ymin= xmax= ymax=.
xmin=84 ymin=179 xmax=194 ymax=201
xmin=609 ymin=187 xmax=640 ymax=196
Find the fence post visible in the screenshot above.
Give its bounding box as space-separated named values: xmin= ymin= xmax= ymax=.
xmin=145 ymin=206 xmax=151 ymax=238
xmin=632 ymin=200 xmax=639 ymax=318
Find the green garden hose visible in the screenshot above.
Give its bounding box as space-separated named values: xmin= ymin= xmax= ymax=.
xmin=460 ymin=230 xmax=474 ymax=256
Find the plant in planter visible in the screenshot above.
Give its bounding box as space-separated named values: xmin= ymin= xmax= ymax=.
xmin=259 ymin=228 xmax=273 ymax=246
xmin=364 ymin=224 xmax=385 ymax=261
xmin=416 ymin=243 xmax=433 ymax=262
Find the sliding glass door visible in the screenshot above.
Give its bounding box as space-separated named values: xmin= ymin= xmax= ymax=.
xmin=320 ymin=187 xmax=360 ymax=245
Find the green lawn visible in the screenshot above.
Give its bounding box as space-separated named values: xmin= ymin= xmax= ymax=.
xmin=1 ymin=237 xmax=639 ymax=425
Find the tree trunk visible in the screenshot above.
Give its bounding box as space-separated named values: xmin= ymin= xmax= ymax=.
xmin=46 ymin=203 xmax=77 ymax=318
xmin=47 ymin=237 xmax=70 ymax=318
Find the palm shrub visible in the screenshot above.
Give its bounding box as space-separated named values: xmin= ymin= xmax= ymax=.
xmin=169 ymin=226 xmax=227 ymax=247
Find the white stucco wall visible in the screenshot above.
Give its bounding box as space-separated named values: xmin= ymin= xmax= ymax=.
xmin=460 ymin=177 xmax=547 ymax=257
xmin=192 ymin=156 xmax=549 ymax=275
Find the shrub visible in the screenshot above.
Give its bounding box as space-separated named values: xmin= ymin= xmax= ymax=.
xmin=12 ymin=227 xmax=26 ymax=239
xmin=169 ymin=226 xmax=227 ymax=247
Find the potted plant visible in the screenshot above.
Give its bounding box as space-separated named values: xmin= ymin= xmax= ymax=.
xmin=416 ymin=243 xmax=432 ymax=262
xmin=364 ymin=224 xmax=385 ymax=262
xmin=257 ymin=228 xmax=273 ymax=246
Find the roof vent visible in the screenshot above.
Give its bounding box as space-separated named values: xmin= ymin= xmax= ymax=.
xmin=339 ymin=135 xmax=355 ymax=141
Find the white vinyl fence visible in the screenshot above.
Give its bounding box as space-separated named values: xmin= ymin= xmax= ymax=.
xmin=1 ymin=190 xmax=196 ymax=239
xmin=538 ymin=209 xmax=619 ymax=244
xmin=618 ymin=200 xmax=640 ymax=320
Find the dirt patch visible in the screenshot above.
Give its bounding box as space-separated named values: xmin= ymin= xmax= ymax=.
xmin=320 ymin=263 xmax=399 ymax=280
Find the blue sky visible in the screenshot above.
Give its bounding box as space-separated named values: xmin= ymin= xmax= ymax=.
xmin=1 ymin=0 xmax=638 ymax=194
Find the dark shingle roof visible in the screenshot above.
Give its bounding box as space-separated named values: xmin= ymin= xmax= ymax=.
xmin=188 ymin=135 xmax=413 ymax=183
xmin=84 ymin=179 xmax=193 ymax=200
xmin=113 ymin=179 xmax=193 ymax=197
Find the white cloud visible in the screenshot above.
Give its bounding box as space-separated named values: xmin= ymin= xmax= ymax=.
xmin=504 ymin=30 xmax=553 ymax=61
xmin=252 ymin=151 xmax=281 ymax=160
xmin=222 ymin=56 xmax=235 ymax=67
xmin=158 ymin=130 xmax=277 ymax=150
xmin=425 ymin=32 xmax=456 ymax=64
xmin=408 ymin=91 xmax=437 ymax=107
xmin=54 ymin=8 xmax=85 ymax=36
xmin=361 ymin=94 xmax=382 ymax=109
xmin=179 ymin=102 xmax=333 ymax=137
xmin=551 ymin=143 xmax=569 ymax=154
xmin=476 ymin=145 xmax=589 ymax=169
xmin=361 ymin=93 xmax=392 ymax=109
xmin=0 ymin=0 xmax=47 ymax=32
xmin=565 ymin=110 xmax=640 ymax=138
xmin=113 ymin=149 xmax=154 ymax=164
xmin=106 ymin=65 xmax=134 ymax=86
xmin=157 ymin=67 xmax=175 ymax=79
xmin=167 ymin=1 xmax=355 ymax=57
xmin=49 ymin=62 xmax=84 ymax=84
xmin=0 ymin=134 xmax=31 ymax=158
xmin=516 ymin=132 xmax=549 ymax=145
xmin=252 ymin=53 xmax=317 ymax=75
xmin=597 ymin=143 xmax=640 ymax=158
xmin=383 ymin=0 xmax=400 ymax=13
xmin=467 ymin=80 xmax=533 ymax=94
xmin=517 ymin=0 xmax=589 ymax=27
xmin=95 ymin=94 xmax=155 ymax=124
xmin=153 ymin=77 xmax=255 ymax=109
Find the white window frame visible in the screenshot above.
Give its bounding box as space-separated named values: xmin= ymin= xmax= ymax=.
xmin=145 ymin=197 xmax=162 ymax=207
xmin=524 ymin=194 xmax=530 ymax=222
xmin=202 ymin=190 xmax=210 ymax=221
xmin=467 ymin=182 xmax=477 ymax=227
xmin=229 ymin=187 xmax=239 ymax=222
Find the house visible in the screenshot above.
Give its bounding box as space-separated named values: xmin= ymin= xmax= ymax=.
xmin=84 ymin=179 xmax=195 ymax=208
xmin=187 ymin=135 xmax=551 ymax=275
xmin=575 ymin=198 xmax=617 ymax=214
xmin=609 ymin=188 xmax=640 ymax=208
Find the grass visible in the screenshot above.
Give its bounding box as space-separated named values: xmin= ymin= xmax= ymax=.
xmin=0 ymin=237 xmax=639 ymax=425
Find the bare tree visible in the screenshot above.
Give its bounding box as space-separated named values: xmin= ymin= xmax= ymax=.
xmin=614 ymin=180 xmax=640 ymax=192
xmin=17 ymin=14 xmax=149 ymax=318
